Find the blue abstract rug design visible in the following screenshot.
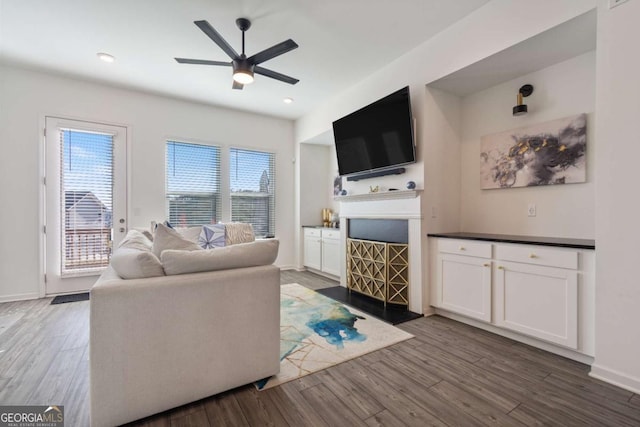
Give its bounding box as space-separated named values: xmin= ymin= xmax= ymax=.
xmin=256 ymin=283 xmax=414 ymax=390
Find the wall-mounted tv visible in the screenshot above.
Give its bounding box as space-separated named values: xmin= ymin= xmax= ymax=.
xmin=332 ymin=86 xmax=415 ymax=177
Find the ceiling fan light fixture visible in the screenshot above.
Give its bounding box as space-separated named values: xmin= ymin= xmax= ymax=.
xmin=232 ymin=58 xmax=255 ymax=84
xmin=233 ymin=69 xmax=254 ymax=84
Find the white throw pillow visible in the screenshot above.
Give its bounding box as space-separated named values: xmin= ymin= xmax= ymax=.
xmin=152 ymin=223 xmax=202 ymax=258
xmin=161 ymin=239 xmax=279 ymax=276
xmin=176 ymin=226 xmax=203 ymax=243
xmin=110 ymin=247 xmax=165 ymax=279
xmin=119 ymin=229 xmax=153 ymax=251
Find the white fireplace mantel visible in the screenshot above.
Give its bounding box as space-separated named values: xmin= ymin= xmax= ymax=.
xmin=334 ymin=189 xmax=421 ymax=203
xmin=337 ymin=193 xmax=424 ymax=314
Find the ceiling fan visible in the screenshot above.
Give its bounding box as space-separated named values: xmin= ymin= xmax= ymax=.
xmin=175 ymin=18 xmax=299 ymax=90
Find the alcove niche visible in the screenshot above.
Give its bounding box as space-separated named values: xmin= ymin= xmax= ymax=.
xmin=424 ymin=9 xmax=596 ymax=240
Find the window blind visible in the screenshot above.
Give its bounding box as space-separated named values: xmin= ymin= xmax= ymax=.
xmin=61 ymin=129 xmax=114 ymax=273
xmin=166 ymin=141 xmax=221 ymax=227
xmin=230 ymin=147 xmax=276 ymax=238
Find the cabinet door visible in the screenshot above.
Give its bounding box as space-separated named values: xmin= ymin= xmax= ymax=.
xmin=494 ymin=261 xmax=578 ymax=349
xmin=438 ymin=253 xmax=492 ymax=322
xmin=321 ymin=238 xmax=341 ymax=276
xmin=303 ymin=234 xmax=322 ymax=270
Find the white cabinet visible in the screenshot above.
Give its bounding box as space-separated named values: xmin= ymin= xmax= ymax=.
xmin=493 ymin=243 xmax=578 ymax=349
xmin=320 ymin=229 xmax=341 ymax=276
xmin=436 ymin=239 xmax=492 ymax=322
xmin=303 ymin=227 xmax=341 ymax=277
xmin=430 ymin=237 xmax=594 ymax=356
xmin=303 ymin=228 xmax=322 ymax=270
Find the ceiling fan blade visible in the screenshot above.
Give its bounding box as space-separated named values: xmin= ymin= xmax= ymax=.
xmin=254 ymin=66 xmax=299 ymax=85
xmin=194 ymin=20 xmax=239 ymax=59
xmin=175 ymin=58 xmax=231 ymax=66
xmin=232 ymin=81 xmax=244 ymax=90
xmin=247 ymin=39 xmax=298 ymax=65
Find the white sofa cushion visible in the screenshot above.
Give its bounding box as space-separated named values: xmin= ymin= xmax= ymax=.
xmin=119 ymin=229 xmax=153 ymax=251
xmin=161 ymin=239 xmax=279 ymax=275
xmin=110 ymin=247 xmax=165 ymax=279
xmin=152 ymin=223 xmax=202 ymax=258
xmin=110 ymin=230 xmax=164 ymax=279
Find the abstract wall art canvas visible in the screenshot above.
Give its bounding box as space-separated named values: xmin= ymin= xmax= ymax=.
xmin=480 ymin=113 xmax=587 ymax=189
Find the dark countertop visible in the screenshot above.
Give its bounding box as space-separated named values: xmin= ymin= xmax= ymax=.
xmin=302 ymin=225 xmax=341 ymax=230
xmin=427 ymin=232 xmax=595 ymax=250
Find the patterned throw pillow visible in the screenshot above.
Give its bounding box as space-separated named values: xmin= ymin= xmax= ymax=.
xmin=199 ymin=224 xmax=226 ymax=249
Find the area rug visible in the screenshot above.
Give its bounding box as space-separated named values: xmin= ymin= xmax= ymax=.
xmin=256 ymin=283 xmax=414 ymax=390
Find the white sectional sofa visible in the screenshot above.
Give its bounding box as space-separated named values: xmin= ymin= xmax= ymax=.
xmin=89 ymin=225 xmax=280 ymax=426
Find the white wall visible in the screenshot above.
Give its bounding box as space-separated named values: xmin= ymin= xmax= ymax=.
xmin=0 ymin=65 xmax=295 ymax=301
xmin=295 ymin=0 xmax=595 ymax=237
xmin=459 ymin=51 xmax=596 ymax=238
xmin=295 ymin=0 xmax=595 ymax=310
xmin=299 ymin=143 xmax=332 ymax=227
xmin=591 ymin=0 xmax=640 ymax=393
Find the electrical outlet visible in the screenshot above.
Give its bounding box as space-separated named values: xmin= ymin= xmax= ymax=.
xmin=528 ymin=203 xmax=537 ymax=217
xmin=609 ymin=0 xmax=629 ymax=9
xmin=431 ymin=206 xmax=437 ymax=218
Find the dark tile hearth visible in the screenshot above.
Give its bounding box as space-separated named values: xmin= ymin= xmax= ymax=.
xmin=317 ymin=286 xmax=422 ymax=325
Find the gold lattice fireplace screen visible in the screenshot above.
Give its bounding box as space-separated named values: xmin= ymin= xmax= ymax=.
xmin=346 ymin=238 xmax=409 ymax=306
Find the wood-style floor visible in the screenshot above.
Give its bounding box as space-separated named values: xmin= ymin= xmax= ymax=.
xmin=1 ymin=270 xmax=639 ymax=426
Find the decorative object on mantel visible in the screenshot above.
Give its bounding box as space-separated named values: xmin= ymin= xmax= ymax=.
xmin=335 ymin=189 xmax=420 ymax=202
xmin=340 ymin=189 xmax=347 ymax=196
xmin=333 ymin=175 xmax=342 ymax=196
xmin=369 ymin=185 xmax=379 ymax=193
xmin=480 ymin=113 xmax=586 ymax=189
xmin=513 ymin=84 xmax=534 ymax=116
xmin=321 ymin=208 xmax=333 ymax=227
xmin=406 ymin=180 xmax=416 ymax=190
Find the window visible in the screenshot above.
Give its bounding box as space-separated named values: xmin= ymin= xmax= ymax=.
xmin=166 ymin=141 xmax=221 ymax=227
xmin=61 ymin=129 xmax=114 ymax=273
xmin=230 ymin=148 xmax=276 ymax=237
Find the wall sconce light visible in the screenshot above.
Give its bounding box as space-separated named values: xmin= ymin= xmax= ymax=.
xmin=513 ymin=84 xmax=534 ymax=116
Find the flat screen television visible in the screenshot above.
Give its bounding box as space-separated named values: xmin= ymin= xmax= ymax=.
xmin=332 ymin=86 xmax=415 ymax=177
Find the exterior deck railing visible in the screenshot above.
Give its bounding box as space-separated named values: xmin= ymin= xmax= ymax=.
xmin=64 ymin=228 xmax=112 ymax=270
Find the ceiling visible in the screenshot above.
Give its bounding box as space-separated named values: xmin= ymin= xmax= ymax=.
xmin=0 ymin=0 xmax=490 ymax=120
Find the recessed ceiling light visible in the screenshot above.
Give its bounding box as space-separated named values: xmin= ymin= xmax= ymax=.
xmin=283 ymin=97 xmax=294 ymax=104
xmin=97 ymin=52 xmax=115 ymax=63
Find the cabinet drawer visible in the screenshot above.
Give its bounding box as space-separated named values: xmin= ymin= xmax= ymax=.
xmin=322 ymin=229 xmax=340 ymax=240
xmin=495 ymin=244 xmax=577 ymax=270
xmin=438 ymin=239 xmax=492 ymax=258
xmin=304 ymin=228 xmax=321 ymax=238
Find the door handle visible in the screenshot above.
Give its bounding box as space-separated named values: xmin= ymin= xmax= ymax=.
xmin=119 ymin=228 xmax=125 ymax=233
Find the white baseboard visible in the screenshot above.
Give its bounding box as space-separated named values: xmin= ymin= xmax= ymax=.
xmin=277 ymin=265 xmax=298 ymax=271
xmin=0 ymin=292 xmax=40 ymax=303
xmin=590 ymin=364 xmax=640 ymax=394
xmin=434 ymin=309 xmax=594 ymax=365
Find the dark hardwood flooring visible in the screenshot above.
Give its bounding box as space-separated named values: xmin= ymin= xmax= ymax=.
xmin=1 ymin=270 xmax=639 ymax=426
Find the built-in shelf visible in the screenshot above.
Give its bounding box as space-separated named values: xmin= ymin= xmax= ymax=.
xmin=334 ymin=189 xmax=420 ymax=203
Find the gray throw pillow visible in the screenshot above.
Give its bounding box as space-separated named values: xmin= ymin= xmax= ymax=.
xmin=152 ymin=223 xmax=202 ymax=258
